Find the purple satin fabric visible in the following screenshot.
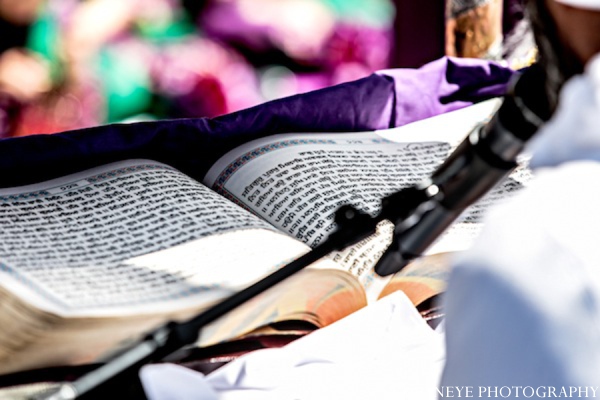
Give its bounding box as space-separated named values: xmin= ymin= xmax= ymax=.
xmin=0 ymin=57 xmax=514 ymax=188
xmin=380 ymin=56 xmax=514 ymax=127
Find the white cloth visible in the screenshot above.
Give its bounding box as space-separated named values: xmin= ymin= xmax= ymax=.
xmin=554 ymin=0 xmax=600 ymax=11
xmin=140 ymin=363 xmax=220 ymax=400
xmin=140 ymin=291 xmax=445 ymax=400
xmin=441 ymin=54 xmax=600 ymax=388
xmin=527 ymin=55 xmax=600 ymax=170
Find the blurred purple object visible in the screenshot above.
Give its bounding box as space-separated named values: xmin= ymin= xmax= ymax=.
xmin=200 ymin=1 xmax=275 ymax=53
xmin=151 ymin=37 xmax=262 ymax=117
xmin=200 ymin=2 xmax=391 ymax=71
xmin=255 ymin=22 xmax=394 ymax=101
xmin=323 ymin=23 xmax=392 ymax=72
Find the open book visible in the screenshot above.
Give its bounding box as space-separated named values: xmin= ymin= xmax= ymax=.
xmin=0 ymin=99 xmax=529 ymax=376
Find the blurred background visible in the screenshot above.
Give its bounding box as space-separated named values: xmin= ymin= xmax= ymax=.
xmin=0 ymin=0 xmax=535 ymax=139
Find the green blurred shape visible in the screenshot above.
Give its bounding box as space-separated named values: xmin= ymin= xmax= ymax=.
xmin=135 ymin=16 xmax=196 ymax=43
xmin=97 ymin=48 xmax=152 ymax=123
xmin=322 ymin=0 xmax=395 ymax=26
xmin=26 ymin=7 xmax=63 ymax=82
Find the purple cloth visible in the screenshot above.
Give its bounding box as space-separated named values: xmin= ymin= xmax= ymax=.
xmin=380 ymin=56 xmax=514 ymax=127
xmin=0 ymin=57 xmax=514 ymax=188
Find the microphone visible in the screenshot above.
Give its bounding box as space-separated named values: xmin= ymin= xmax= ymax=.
xmin=374 ymin=63 xmax=553 ymax=276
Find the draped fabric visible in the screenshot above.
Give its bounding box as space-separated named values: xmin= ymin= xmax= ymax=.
xmin=0 ymin=56 xmax=514 ymax=188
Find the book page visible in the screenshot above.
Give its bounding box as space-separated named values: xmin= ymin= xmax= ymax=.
xmin=204 ymin=100 xmax=530 ymax=296
xmin=378 ymin=252 xmax=452 ymax=306
xmin=0 ymin=160 xmax=314 ymax=316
